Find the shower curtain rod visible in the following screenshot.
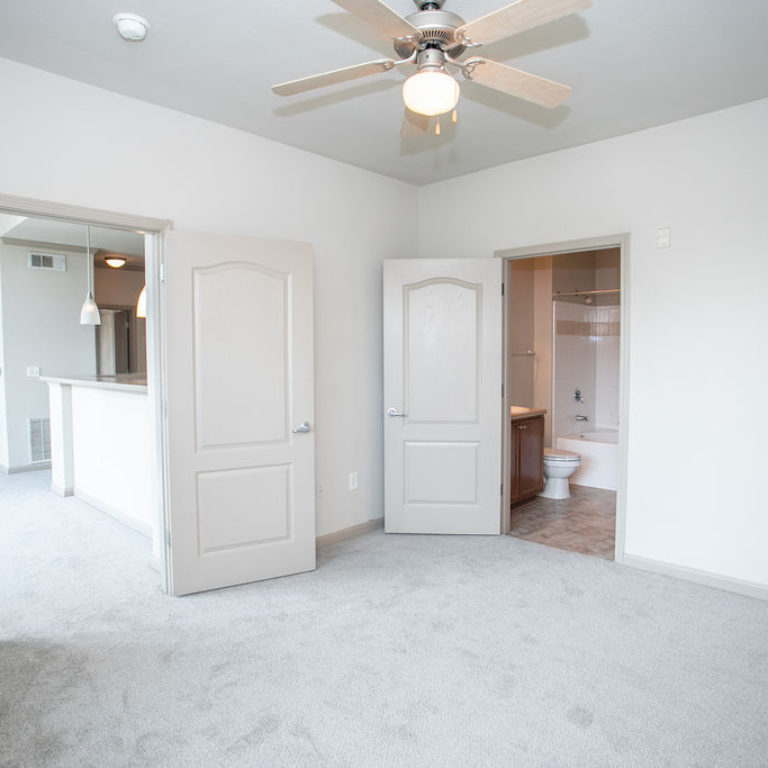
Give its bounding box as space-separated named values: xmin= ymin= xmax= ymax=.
xmin=553 ymin=288 xmax=621 ymax=297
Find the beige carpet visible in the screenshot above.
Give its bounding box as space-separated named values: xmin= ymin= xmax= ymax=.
xmin=2 ymin=470 xmax=767 ymax=767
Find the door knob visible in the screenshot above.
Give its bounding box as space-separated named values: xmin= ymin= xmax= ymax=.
xmin=292 ymin=421 xmax=312 ymax=434
xmin=386 ymin=407 xmax=406 ymax=417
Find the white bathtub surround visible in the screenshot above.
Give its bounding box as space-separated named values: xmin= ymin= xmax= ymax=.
xmin=557 ymin=429 xmax=619 ymax=491
xmin=43 ymin=375 xmax=156 ymax=538
xmin=552 ymin=299 xmax=598 ymax=440
xmin=595 ymin=304 xmax=621 ymax=428
xmin=553 ymin=298 xmax=620 ymax=437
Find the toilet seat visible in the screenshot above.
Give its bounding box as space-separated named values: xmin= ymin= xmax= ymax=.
xmin=544 ymin=448 xmax=580 ymax=462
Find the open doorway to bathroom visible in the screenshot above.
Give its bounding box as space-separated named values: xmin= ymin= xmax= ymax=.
xmin=502 ymin=245 xmax=622 ymax=560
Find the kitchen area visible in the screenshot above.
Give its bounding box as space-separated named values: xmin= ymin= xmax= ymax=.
xmin=0 ymin=214 xmax=157 ymax=546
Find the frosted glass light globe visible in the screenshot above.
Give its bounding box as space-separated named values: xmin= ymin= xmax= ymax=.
xmin=136 ymin=286 xmax=147 ymax=318
xmin=402 ymin=70 xmax=460 ymax=117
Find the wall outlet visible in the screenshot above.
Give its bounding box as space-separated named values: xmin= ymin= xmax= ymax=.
xmin=348 ymin=471 xmax=358 ymax=491
xmin=316 ymin=483 xmax=324 ymax=497
xmin=26 ymin=365 xmax=41 ymax=378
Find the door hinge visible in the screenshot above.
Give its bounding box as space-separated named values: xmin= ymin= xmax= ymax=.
xmin=162 ymin=399 xmax=168 ymax=418
xmin=165 ymin=530 xmax=171 ymax=549
xmin=501 ymin=383 xmax=504 ymax=398
xmin=500 ymin=483 xmax=504 ymax=495
xmin=159 ymin=262 xmax=166 ymax=282
xmin=501 ymin=283 xmax=505 ymax=296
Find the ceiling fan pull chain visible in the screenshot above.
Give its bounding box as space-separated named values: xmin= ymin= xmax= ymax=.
xmin=435 ymin=118 xmax=441 ymax=136
xmin=451 ymin=109 xmax=457 ymax=124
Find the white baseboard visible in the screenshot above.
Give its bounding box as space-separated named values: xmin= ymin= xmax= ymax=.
xmin=74 ymin=488 xmax=153 ymax=539
xmin=52 ymin=483 xmax=74 ymax=497
xmin=316 ymin=517 xmax=383 ymax=549
xmin=622 ymin=553 xmax=768 ymax=602
xmin=5 ymin=461 xmax=51 ymax=474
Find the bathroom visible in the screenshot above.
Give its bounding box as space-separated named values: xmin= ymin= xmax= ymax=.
xmin=506 ymin=247 xmax=621 ymax=559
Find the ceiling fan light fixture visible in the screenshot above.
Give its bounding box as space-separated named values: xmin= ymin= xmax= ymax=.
xmin=402 ymin=70 xmax=460 ymax=117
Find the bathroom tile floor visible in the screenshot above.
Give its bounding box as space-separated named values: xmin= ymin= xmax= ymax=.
xmin=509 ymin=485 xmax=616 ymax=560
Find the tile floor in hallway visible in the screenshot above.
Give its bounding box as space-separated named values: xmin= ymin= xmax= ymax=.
xmin=509 ymin=485 xmax=616 ymax=560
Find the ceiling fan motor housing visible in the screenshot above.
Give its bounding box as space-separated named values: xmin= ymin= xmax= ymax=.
xmin=394 ymin=9 xmax=466 ymax=59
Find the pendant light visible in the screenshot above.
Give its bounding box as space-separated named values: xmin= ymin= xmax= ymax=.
xmin=136 ymin=285 xmax=147 ymax=318
xmin=79 ymin=225 xmax=101 ymax=325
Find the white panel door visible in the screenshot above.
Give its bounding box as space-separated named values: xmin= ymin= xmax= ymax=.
xmin=384 ymin=259 xmax=502 ymax=534
xmin=163 ymin=230 xmax=315 ymax=595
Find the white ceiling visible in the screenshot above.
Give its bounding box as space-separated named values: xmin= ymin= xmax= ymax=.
xmin=1 ymin=1 xmax=767 ymax=185
xmin=1 ymin=217 xmax=145 ymax=264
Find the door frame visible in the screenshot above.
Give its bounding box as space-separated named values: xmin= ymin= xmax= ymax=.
xmin=496 ymin=234 xmax=631 ymax=563
xmin=0 ymin=192 xmax=173 ymax=588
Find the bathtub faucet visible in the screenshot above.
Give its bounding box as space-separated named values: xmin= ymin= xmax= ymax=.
xmin=575 ymin=415 xmax=589 ymax=422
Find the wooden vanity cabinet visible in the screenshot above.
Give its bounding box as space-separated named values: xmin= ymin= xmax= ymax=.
xmin=510 ymin=414 xmax=544 ymax=505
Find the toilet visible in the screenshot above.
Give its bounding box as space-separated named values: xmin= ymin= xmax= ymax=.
xmin=539 ymin=448 xmax=582 ymax=499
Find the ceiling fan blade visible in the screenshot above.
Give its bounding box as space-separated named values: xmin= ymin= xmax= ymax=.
xmin=400 ymin=108 xmax=431 ymax=137
xmin=462 ymin=57 xmax=572 ymax=108
xmin=456 ymin=0 xmax=592 ymax=47
xmin=330 ymin=0 xmax=421 ymax=41
xmin=272 ymin=59 xmax=396 ymax=96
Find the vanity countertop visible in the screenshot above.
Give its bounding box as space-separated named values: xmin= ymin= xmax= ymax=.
xmin=510 ymin=406 xmax=547 ymax=421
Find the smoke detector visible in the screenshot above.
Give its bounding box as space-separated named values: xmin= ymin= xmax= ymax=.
xmin=114 ymin=13 xmax=150 ymax=42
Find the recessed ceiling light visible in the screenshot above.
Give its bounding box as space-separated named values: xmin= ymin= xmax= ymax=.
xmin=114 ymin=13 xmax=150 ymax=42
xmin=105 ymin=257 xmax=127 ymax=269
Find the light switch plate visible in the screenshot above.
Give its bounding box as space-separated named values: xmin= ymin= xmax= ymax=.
xmin=657 ymin=227 xmax=671 ymax=248
xmin=26 ymin=365 xmax=41 ymax=377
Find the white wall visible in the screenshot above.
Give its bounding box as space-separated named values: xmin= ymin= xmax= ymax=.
xmin=0 ymin=242 xmax=96 ymax=470
xmin=0 ymin=270 xmax=7 ymax=469
xmin=507 ymin=257 xmax=554 ymax=445
xmin=532 ymin=258 xmax=553 ymax=446
xmin=0 ymin=57 xmax=418 ymax=536
xmin=507 ymin=259 xmax=535 ymax=407
xmin=419 ymin=97 xmax=768 ymax=588
xmin=71 ymin=385 xmax=154 ymax=535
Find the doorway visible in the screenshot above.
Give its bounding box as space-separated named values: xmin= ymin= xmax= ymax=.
xmin=0 ymin=196 xmax=167 ymax=585
xmin=500 ymin=237 xmax=629 ymax=562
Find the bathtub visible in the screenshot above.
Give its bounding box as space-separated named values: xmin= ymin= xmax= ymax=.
xmin=555 ymin=428 xmax=619 ymax=491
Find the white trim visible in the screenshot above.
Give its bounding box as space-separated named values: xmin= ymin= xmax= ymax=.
xmin=74 ymin=489 xmax=153 ymax=539
xmin=146 ymin=231 xmax=172 ymax=594
xmin=497 ymin=234 xmax=629 ymax=260
xmin=623 ymin=554 xmax=768 ymax=602
xmin=0 ymin=191 xmax=171 ymax=591
xmin=4 ymin=461 xmax=51 ymax=473
xmin=497 ymin=234 xmax=630 ymax=558
xmin=0 ymin=193 xmax=171 ymax=232
xmin=316 ymin=518 xmax=383 ymax=549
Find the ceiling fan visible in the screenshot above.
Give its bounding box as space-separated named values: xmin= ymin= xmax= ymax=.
xmin=272 ymin=0 xmax=592 ymax=134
